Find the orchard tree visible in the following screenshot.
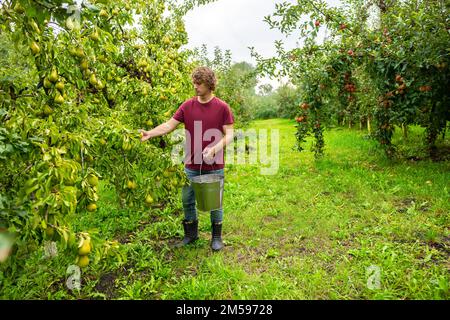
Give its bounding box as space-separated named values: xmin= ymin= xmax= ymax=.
xmin=252 ymin=0 xmax=449 ymax=158
xmin=0 ymin=0 xmax=194 ymax=266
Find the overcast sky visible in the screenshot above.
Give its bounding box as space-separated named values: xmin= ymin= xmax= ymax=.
xmin=181 ymin=0 xmax=297 ymax=88
xmin=181 ymin=0 xmax=342 ymax=88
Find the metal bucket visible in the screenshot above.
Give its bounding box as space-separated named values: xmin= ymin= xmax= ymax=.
xmin=191 ymin=173 xmax=224 ymax=212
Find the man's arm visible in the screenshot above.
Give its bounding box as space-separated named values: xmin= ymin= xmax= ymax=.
xmin=140 ymin=118 xmax=181 ymax=142
xmin=203 ymin=124 xmax=234 ymax=160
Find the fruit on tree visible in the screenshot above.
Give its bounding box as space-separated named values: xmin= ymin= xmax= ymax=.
xmin=80 ymin=59 xmax=88 ymax=70
xmin=54 ymin=94 xmax=65 ymax=104
xmin=43 ymin=77 xmax=52 ymax=89
xmin=163 ymin=36 xmax=171 ymax=45
xmin=89 ymin=73 xmax=98 ymax=86
xmin=77 ymin=255 xmax=89 ymax=268
xmin=76 ymin=47 xmax=85 ymax=58
xmin=99 ymin=9 xmax=108 ymax=18
xmin=49 ymin=68 xmax=58 ymax=82
xmin=90 ymin=29 xmax=99 ymax=41
xmin=78 ymin=239 xmax=92 ymax=255
xmin=127 ymin=180 xmax=137 ymax=189
xmin=87 ymin=203 xmax=97 ymax=212
xmin=87 ymin=175 xmax=98 ymax=186
xmin=395 ymin=74 xmax=403 ymax=83
xmin=145 ymin=194 xmax=154 ymax=205
xmin=30 ymin=20 xmax=41 ymax=34
xmin=31 ymin=41 xmax=40 ymax=55
xmin=43 ymin=105 xmax=53 ymax=116
xmin=55 ymin=82 xmax=64 ymax=91
xmin=96 ymin=80 xmax=105 ymax=90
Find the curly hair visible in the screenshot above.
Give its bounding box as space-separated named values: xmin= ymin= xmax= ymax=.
xmin=191 ymin=67 xmax=217 ymax=91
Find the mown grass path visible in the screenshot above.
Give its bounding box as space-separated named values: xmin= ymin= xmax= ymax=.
xmin=157 ymin=119 xmax=449 ymax=299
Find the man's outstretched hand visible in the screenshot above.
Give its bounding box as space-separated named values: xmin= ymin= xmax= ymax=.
xmin=139 ymin=129 xmax=152 ymax=142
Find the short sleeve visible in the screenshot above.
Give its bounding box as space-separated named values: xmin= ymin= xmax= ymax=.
xmin=223 ymin=103 xmax=234 ymax=125
xmin=173 ymin=101 xmax=187 ymax=123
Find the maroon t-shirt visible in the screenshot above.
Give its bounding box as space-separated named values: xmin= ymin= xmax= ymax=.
xmin=173 ymin=96 xmax=234 ymax=171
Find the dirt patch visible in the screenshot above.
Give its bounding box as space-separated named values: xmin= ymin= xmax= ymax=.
xmin=429 ymin=236 xmax=450 ymax=257
xmin=226 ymin=234 xmax=353 ymax=276
xmin=48 ymin=277 xmax=70 ymax=295
xmin=404 ymin=146 xmax=450 ymax=162
xmin=395 ymin=197 xmax=416 ymax=213
xmin=94 ymin=272 xmax=118 ymax=299
xmin=341 ymin=190 xmax=357 ymax=200
xmin=429 ymin=146 xmax=450 ymax=162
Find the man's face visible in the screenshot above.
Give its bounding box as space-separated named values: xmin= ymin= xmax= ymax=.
xmin=193 ymin=81 xmax=210 ymax=96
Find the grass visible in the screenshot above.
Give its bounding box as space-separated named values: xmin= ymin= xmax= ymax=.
xmin=1 ymin=119 xmax=448 ymax=300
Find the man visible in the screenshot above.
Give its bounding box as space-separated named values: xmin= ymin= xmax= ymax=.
xmin=140 ymin=67 xmax=234 ymax=251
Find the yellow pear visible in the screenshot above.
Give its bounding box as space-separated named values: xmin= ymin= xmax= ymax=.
xmin=77 ymin=255 xmax=89 ymax=268
xmin=43 ymin=105 xmax=53 ymax=116
xmin=80 ymin=59 xmax=88 ymax=70
xmin=127 ymin=180 xmax=137 ymax=189
xmin=76 ymin=47 xmax=85 ymax=58
xmin=55 ymin=82 xmax=64 ymax=91
xmin=87 ymin=175 xmax=98 ymax=186
xmin=87 ymin=203 xmax=97 ymax=212
xmin=90 ymin=29 xmax=99 ymax=41
xmin=31 ymin=42 xmax=40 ymax=55
xmin=89 ymin=73 xmax=98 ymax=86
xmin=43 ymin=77 xmax=52 ymax=89
xmin=96 ymin=80 xmax=105 ymax=90
xmin=54 ymin=94 xmax=64 ymax=104
xmin=49 ymin=68 xmax=58 ymax=82
xmin=145 ymin=195 xmax=154 ymax=205
xmin=78 ymin=239 xmax=91 ymax=256
xmin=30 ymin=20 xmax=41 ymax=34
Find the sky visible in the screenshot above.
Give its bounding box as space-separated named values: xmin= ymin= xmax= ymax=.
xmin=181 ymin=0 xmax=298 ymax=88
xmin=181 ymin=0 xmax=342 ymax=89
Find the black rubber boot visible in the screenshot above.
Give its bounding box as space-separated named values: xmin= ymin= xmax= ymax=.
xmin=211 ymin=222 xmax=224 ymax=251
xmin=176 ymin=219 xmax=198 ymax=248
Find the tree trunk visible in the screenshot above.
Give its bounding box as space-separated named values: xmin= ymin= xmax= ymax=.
xmin=401 ymin=123 xmax=408 ymax=140
xmin=367 ymin=116 xmax=372 ymax=134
